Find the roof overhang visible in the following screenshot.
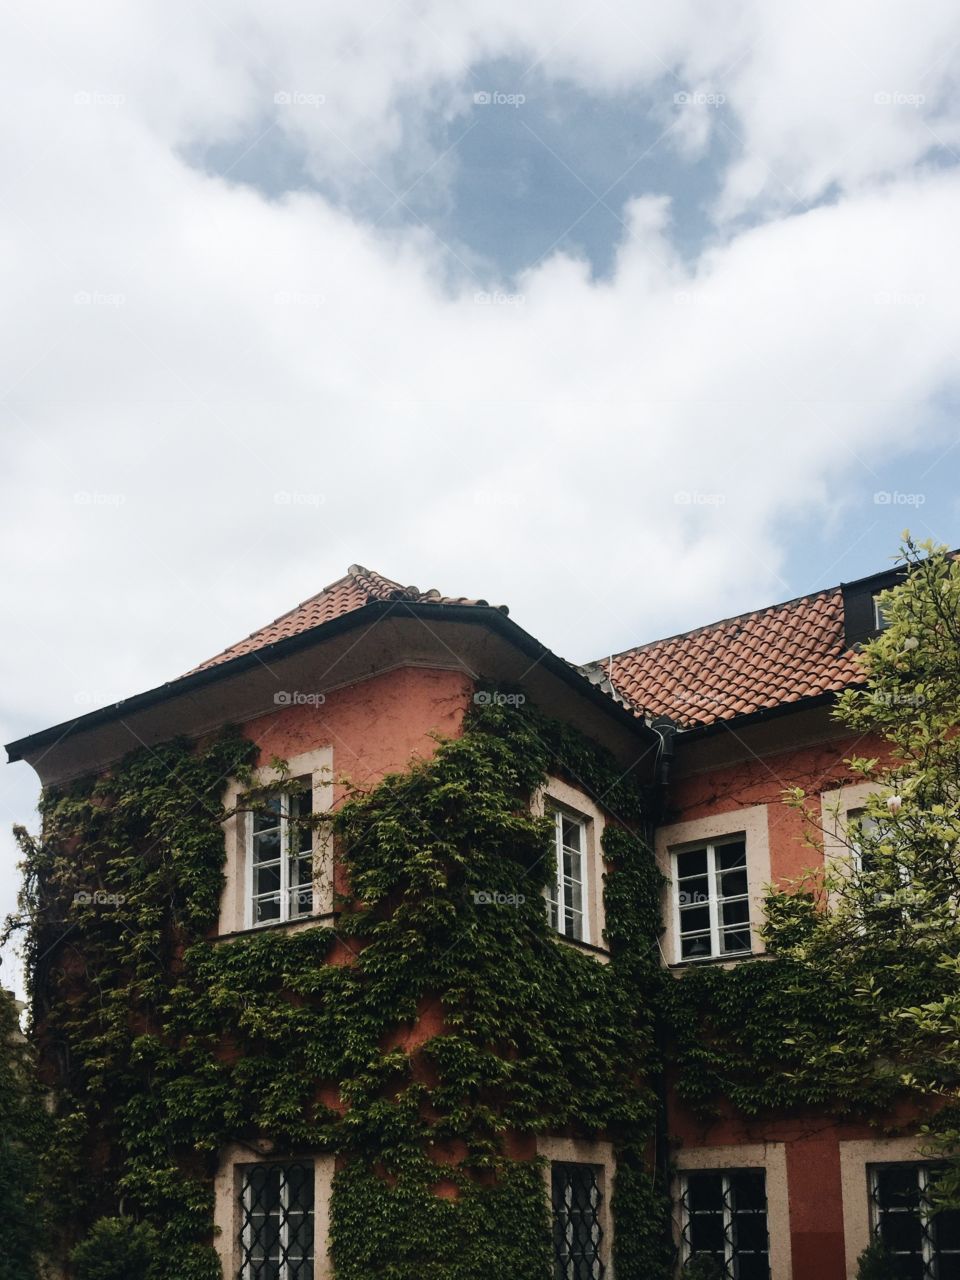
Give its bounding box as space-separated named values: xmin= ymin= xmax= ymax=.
xmin=6 ymin=601 xmax=659 ymax=787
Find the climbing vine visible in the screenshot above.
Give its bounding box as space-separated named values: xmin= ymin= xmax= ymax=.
xmin=10 ymin=699 xmax=673 ymax=1280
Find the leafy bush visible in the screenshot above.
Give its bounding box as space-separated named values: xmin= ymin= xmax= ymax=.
xmin=70 ymin=1217 xmax=158 ymax=1280
xmin=855 ymin=1239 xmax=902 ymax=1280
xmin=682 ymin=1254 xmax=724 ymax=1280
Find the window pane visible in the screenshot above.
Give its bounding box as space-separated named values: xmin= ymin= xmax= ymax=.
xmin=677 ymin=875 xmax=710 ymax=905
xmin=255 ymin=863 xmax=282 ymax=897
xmin=676 ymin=848 xmax=707 ymax=879
xmin=253 ymin=797 xmax=282 ymax=833
xmin=561 ymin=815 xmax=584 ymax=853
xmin=687 ymin=1173 xmax=723 ymax=1212
xmin=717 ymin=841 xmax=746 ymax=870
xmin=719 ymin=868 xmax=749 ymax=899
xmin=681 ymin=933 xmax=714 ymax=960
xmin=730 ymin=1170 xmax=766 ymax=1212
xmin=289 ymin=787 xmax=313 ymax=855
xmin=721 ymin=898 xmax=750 ymax=927
xmin=722 ymin=929 xmax=751 ymax=954
xmin=253 ymin=830 xmax=282 ymax=865
xmin=679 ymin=905 xmax=711 ymax=936
xmin=255 ymin=895 xmax=282 ymax=924
xmin=876 ymin=1166 xmax=921 ymax=1211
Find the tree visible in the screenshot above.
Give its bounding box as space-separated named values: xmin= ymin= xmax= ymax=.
xmin=771 ymin=537 xmax=960 ymax=1184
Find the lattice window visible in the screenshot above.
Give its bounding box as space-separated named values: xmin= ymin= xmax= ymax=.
xmin=239 ymin=1162 xmax=315 ymax=1279
xmin=871 ymin=1163 xmax=960 ymax=1279
xmin=249 ymin=782 xmax=314 ymax=926
xmin=547 ymin=809 xmax=589 ymax=942
xmin=680 ymin=1169 xmax=769 ymax=1279
xmin=552 ymin=1162 xmax=605 ymax=1279
xmin=674 ymin=837 xmax=751 ymax=962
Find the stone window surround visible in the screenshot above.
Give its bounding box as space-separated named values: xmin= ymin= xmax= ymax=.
xmin=533 ymin=777 xmax=609 ymax=957
xmin=219 ymin=746 xmax=334 ymax=937
xmin=820 ymin=780 xmax=880 ymax=885
xmin=655 ymin=804 xmax=771 ymax=967
xmin=839 ymin=1134 xmax=933 ymax=1278
xmin=213 ymin=1141 xmax=335 ymax=1280
xmin=672 ymin=1142 xmax=791 ymax=1280
xmin=538 ymin=1134 xmax=616 ymax=1277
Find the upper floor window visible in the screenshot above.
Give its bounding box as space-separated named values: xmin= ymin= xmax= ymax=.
xmin=240 ymin=1162 xmax=315 ymax=1279
xmin=547 ymin=808 xmax=589 ymax=943
xmin=873 ymin=594 xmax=892 ymax=632
xmin=673 ymin=836 xmax=751 ymax=962
xmin=249 ymin=783 xmax=314 ymax=926
xmin=680 ymin=1169 xmax=769 ymax=1279
xmin=552 ymin=1161 xmax=605 ymax=1279
xmin=870 ymin=1163 xmax=960 ymax=1279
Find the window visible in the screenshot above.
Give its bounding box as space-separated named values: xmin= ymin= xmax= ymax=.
xmin=547 ymin=808 xmax=589 ymax=943
xmin=874 ymin=594 xmax=891 ymax=631
xmin=871 ymin=1164 xmax=960 ymax=1279
xmin=552 ymin=1162 xmax=605 ymax=1279
xmin=681 ymin=1169 xmax=769 ymax=1279
xmin=250 ymin=783 xmax=314 ymax=926
xmin=673 ymin=837 xmax=751 ymax=961
xmin=240 ymin=1162 xmax=315 ymax=1279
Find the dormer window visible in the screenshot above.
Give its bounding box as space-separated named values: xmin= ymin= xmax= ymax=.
xmin=873 ymin=595 xmax=891 ymax=632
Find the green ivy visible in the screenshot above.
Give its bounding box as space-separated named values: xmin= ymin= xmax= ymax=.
xmin=11 ymin=700 xmax=674 ymax=1279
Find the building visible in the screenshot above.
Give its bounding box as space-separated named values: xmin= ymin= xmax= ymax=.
xmin=5 ymin=559 xmax=940 ymax=1280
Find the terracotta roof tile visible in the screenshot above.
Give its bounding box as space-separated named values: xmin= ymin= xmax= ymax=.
xmin=190 ymin=565 xmax=503 ymax=674
xmin=601 ymin=587 xmax=865 ymax=728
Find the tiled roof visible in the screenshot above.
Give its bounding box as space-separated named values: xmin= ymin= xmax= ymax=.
xmin=191 ymin=565 xmax=503 ymax=673
xmin=601 ymin=587 xmax=865 ymax=728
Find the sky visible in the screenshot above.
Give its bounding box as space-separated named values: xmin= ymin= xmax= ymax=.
xmin=2 ymin=0 xmax=960 ymax=991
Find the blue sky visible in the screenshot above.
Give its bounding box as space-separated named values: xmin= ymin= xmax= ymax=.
xmin=1 ymin=0 xmax=960 ymax=989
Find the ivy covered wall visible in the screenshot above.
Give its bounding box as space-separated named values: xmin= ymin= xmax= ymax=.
xmin=13 ymin=697 xmax=674 ymax=1280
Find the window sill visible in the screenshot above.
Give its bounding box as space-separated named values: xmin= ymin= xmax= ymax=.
xmin=668 ymin=950 xmax=771 ymax=971
xmin=552 ymin=933 xmax=611 ymax=962
xmin=214 ymin=912 xmax=339 ymax=943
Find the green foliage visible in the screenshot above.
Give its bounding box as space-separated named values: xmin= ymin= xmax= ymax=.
xmin=12 ymin=700 xmax=673 ymax=1278
xmin=0 ymin=991 xmax=49 ymax=1280
xmin=70 ymin=1218 xmax=158 ymax=1280
xmin=681 ymin=1255 xmax=724 ymax=1280
xmin=855 ymin=1239 xmax=903 ymax=1280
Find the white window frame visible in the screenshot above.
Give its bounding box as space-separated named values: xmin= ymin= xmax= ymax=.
xmin=678 ymin=1168 xmax=770 ymax=1276
xmin=246 ymin=781 xmax=315 ymax=929
xmin=672 ymin=835 xmax=751 ymax=963
xmin=873 ymin=594 xmax=891 ymax=631
xmin=547 ymin=806 xmax=590 ymax=944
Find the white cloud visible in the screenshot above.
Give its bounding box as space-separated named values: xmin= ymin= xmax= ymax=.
xmin=1 ymin=0 xmax=959 ymax=989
